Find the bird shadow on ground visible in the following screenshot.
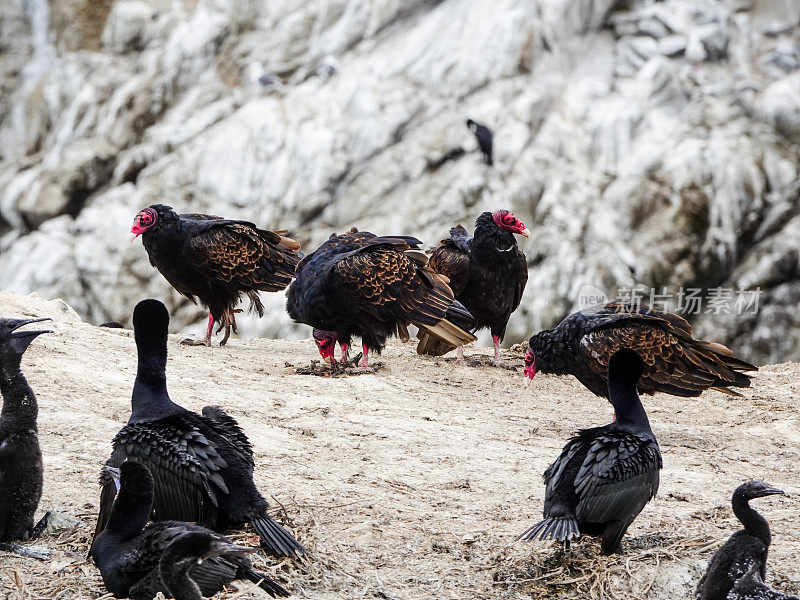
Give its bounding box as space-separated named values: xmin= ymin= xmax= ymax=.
xmin=440 ymin=354 xmax=524 ymax=370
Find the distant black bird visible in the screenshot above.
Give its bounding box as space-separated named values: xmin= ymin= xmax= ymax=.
xmin=130 ymin=204 xmax=301 ymax=346
xmin=97 ymin=300 xmax=304 ymax=557
xmin=726 ymin=559 xmax=799 ymax=600
xmin=697 ymin=481 xmax=786 ymax=600
xmin=0 ymin=317 xmax=53 ymax=556
xmin=428 ymin=210 xmax=529 ymax=361
xmin=466 ymin=119 xmax=493 ymax=166
xmin=525 ymin=300 xmax=757 ymax=398
xmin=518 ymin=349 xmax=661 ymax=555
xmin=100 ymin=322 xmax=124 ymax=329
xmin=91 ymin=461 xmax=289 ymax=599
xmin=286 ymin=228 xmax=476 ymax=367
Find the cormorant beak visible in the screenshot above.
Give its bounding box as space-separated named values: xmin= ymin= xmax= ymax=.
xmin=760 ymin=487 xmax=785 ymax=497
xmin=519 ymin=228 xmax=531 ymax=238
xmin=9 ymin=317 xmax=53 ymax=339
xmin=199 ymin=541 xmax=256 ymax=564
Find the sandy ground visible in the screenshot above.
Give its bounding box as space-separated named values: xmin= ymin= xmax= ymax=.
xmin=1 ymin=292 xmax=798 ymax=600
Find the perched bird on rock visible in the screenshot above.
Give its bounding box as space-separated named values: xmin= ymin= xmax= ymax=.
xmin=287 ymin=228 xmax=476 ymax=367
xmin=466 ymin=118 xmax=493 ymax=166
xmin=91 ymin=461 xmax=289 ymax=599
xmin=130 ymin=204 xmax=300 ymax=346
xmin=518 ymin=349 xmax=661 ymax=555
xmin=428 ymin=210 xmax=529 ymax=362
xmin=0 ymin=317 xmax=53 ymax=558
xmin=524 ymin=300 xmax=757 ymax=398
xmin=697 ymin=481 xmax=786 ymax=600
xmin=96 ymin=299 xmax=304 ymax=558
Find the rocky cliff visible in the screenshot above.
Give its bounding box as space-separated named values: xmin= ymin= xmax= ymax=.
xmin=1 ymin=0 xmax=798 ymax=362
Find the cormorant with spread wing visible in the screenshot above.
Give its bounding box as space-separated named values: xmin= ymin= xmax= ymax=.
xmin=524 ymin=300 xmax=757 ymax=398
xmin=518 ymin=349 xmax=661 ymax=555
xmin=96 ymin=299 xmax=304 ymax=558
xmin=697 ymin=481 xmax=786 ymax=600
xmin=130 ymin=205 xmax=300 ymax=346
xmin=287 ymin=228 xmax=476 ymax=367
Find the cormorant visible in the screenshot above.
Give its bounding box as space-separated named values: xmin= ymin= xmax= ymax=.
xmin=0 ymin=317 xmax=53 ymax=558
xmin=466 ymin=118 xmax=493 ymax=166
xmin=524 ymin=300 xmax=757 ymax=398
xmin=727 ymin=560 xmax=799 ymax=600
xmin=517 ymin=349 xmax=661 ymax=555
xmin=96 ymin=299 xmax=304 ymax=557
xmin=697 ymin=481 xmax=786 ymax=600
xmin=91 ymin=461 xmax=289 ymax=599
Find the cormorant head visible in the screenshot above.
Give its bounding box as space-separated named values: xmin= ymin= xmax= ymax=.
xmin=492 ymin=210 xmax=530 ymax=238
xmin=608 ymin=349 xmax=644 ymax=385
xmin=312 ymin=329 xmax=337 ymax=364
xmin=466 ymin=118 xmax=476 ymax=131
xmin=166 ymin=531 xmax=255 ymax=566
xmin=733 ymin=480 xmax=785 ymax=503
xmin=129 ymin=204 xmax=174 ymax=241
xmin=132 ymin=299 xmax=169 ymax=343
xmin=0 ymin=317 xmax=52 ymax=363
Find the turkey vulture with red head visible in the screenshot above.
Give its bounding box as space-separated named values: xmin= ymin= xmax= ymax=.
xmin=130 ymin=205 xmax=301 ymax=346
xmin=427 ymin=210 xmax=529 ymax=361
xmin=524 ymin=300 xmax=757 ymax=398
xmin=286 ymin=228 xmax=476 ymax=367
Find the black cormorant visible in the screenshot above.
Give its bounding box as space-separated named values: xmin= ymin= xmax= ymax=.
xmin=0 ymin=317 xmax=53 ymax=558
xmin=697 ymin=481 xmax=785 ymax=600
xmin=466 ymin=118 xmax=493 ymax=166
xmin=96 ymin=299 xmax=304 ymax=557
xmin=517 ymin=348 xmax=662 ymax=555
xmin=727 ymin=560 xmax=799 ymax=600
xmin=90 ymin=461 xmax=290 ymax=599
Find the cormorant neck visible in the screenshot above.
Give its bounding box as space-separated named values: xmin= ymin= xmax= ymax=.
xmin=130 ymin=331 xmax=181 ymax=423
xmin=105 ymin=480 xmax=152 ymax=541
xmin=161 ymin=561 xmax=202 ymax=600
xmin=608 ymin=379 xmax=650 ymax=429
xmin=0 ymin=359 xmax=38 ymax=427
xmin=732 ymin=495 xmax=771 ymax=546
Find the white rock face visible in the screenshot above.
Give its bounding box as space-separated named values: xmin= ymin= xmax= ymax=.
xmin=0 ymin=0 xmax=798 ymax=362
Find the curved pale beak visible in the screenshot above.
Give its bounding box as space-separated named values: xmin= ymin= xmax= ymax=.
xmin=520 ymin=228 xmax=531 ymax=238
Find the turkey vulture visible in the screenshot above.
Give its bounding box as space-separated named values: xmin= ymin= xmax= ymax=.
xmin=95 ymin=300 xmax=305 ymax=558
xmin=518 ymin=349 xmax=661 ymax=555
xmin=466 ymin=119 xmax=493 ymax=166
xmin=286 ymin=228 xmax=476 ymax=367
xmin=524 ymin=300 xmax=757 ymax=398
xmin=90 ymin=461 xmax=289 ymax=599
xmin=427 ymin=210 xmax=529 ymax=361
xmin=130 ymin=204 xmax=301 ymax=346
xmin=697 ymin=481 xmax=786 ymax=600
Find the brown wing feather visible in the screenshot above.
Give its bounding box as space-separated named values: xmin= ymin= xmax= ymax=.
xmin=581 ymin=323 xmax=755 ymax=396
xmin=188 ymin=223 xmax=300 ymax=293
xmin=428 ymin=243 xmax=471 ymax=296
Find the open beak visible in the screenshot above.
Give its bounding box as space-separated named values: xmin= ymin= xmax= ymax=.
xmin=10 ymin=317 xmax=53 ymax=339
xmin=519 ymin=228 xmax=531 ymax=238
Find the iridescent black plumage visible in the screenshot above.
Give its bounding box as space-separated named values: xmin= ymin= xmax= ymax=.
xmin=525 ymin=300 xmax=757 ymax=398
xmin=697 ymin=481 xmax=786 ymax=600
xmin=428 ymin=211 xmax=528 ymax=360
xmin=518 ymin=349 xmax=661 ymax=555
xmin=95 ymin=300 xmax=304 ymax=558
xmin=286 ymin=228 xmax=476 ymax=364
xmin=131 ymin=204 xmax=300 ymax=345
xmin=90 ymin=461 xmax=289 ymax=599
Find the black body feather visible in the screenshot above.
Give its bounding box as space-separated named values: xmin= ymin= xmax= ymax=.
xmin=518 ymin=349 xmax=661 ymax=555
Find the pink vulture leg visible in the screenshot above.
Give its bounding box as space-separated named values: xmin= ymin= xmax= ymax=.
xmin=340 ymin=344 xmax=350 ymax=363
xmin=205 ymin=314 xmax=215 ymax=346
xmin=456 ymin=345 xmax=464 ymax=363
xmin=182 ymin=314 xmax=215 ymax=346
xmin=493 ymin=335 xmax=501 ymax=362
xmin=360 ymin=345 xmax=369 ymax=368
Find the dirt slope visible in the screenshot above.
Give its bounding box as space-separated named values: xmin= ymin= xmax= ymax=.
xmin=1 ymin=292 xmax=798 ymax=599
